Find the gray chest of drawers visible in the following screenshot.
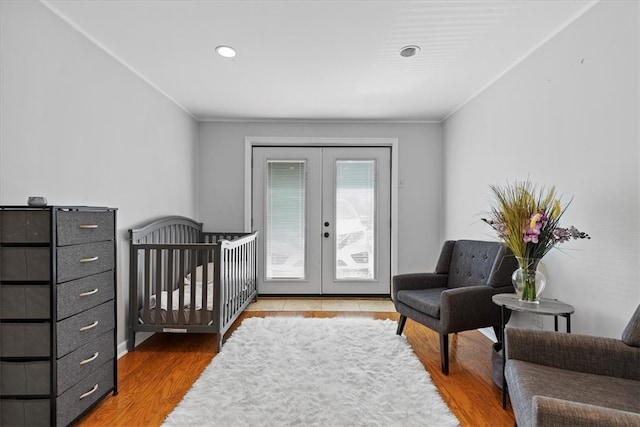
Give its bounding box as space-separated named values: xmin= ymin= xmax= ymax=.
xmin=0 ymin=206 xmax=118 ymax=426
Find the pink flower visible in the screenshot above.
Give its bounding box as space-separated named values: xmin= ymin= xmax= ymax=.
xmin=524 ymin=230 xmax=539 ymax=243
xmin=523 ymin=212 xmax=547 ymax=243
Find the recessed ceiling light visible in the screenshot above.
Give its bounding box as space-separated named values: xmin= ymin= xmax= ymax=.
xmin=400 ymin=45 xmax=420 ymax=58
xmin=216 ymin=45 xmax=236 ymax=58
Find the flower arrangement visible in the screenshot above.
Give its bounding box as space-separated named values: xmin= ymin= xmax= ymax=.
xmin=482 ymin=180 xmax=589 ymax=301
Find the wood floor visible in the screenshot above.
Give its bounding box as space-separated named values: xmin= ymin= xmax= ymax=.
xmin=76 ymin=311 xmax=515 ymax=427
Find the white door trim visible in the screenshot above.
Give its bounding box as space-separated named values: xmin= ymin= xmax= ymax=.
xmin=245 ymin=136 xmax=399 ymax=278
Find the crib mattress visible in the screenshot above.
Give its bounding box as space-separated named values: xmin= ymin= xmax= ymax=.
xmin=149 ymin=282 xmax=214 ymax=312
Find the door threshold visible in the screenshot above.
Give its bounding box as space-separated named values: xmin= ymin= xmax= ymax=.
xmin=246 ymin=297 xmax=396 ymax=312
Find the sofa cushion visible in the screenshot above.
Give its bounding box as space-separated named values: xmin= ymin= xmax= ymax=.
xmin=396 ymin=288 xmax=446 ymax=319
xmin=532 ymin=396 xmax=640 ymax=427
xmin=506 ymin=360 xmax=640 ymax=427
xmin=622 ymin=305 xmax=640 ymax=347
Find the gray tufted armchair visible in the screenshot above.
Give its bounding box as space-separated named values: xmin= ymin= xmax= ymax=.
xmin=392 ymin=240 xmax=517 ymax=374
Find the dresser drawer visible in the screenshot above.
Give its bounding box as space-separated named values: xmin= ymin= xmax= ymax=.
xmin=0 ymin=210 xmax=50 ymax=244
xmin=56 ymin=211 xmax=114 ymax=246
xmin=0 ymin=322 xmax=50 ymax=357
xmin=0 ymin=284 xmax=50 ymax=319
xmin=56 ymin=360 xmax=114 ymax=427
xmin=57 ymin=301 xmax=114 ymax=358
xmin=57 ymin=330 xmax=114 ymax=395
xmin=0 ymin=360 xmax=50 ymax=395
xmin=57 ymin=270 xmax=114 ymax=320
xmin=56 ymin=241 xmax=114 ymax=283
xmin=0 ymin=399 xmax=50 ymax=427
xmin=0 ymin=247 xmax=50 ymax=281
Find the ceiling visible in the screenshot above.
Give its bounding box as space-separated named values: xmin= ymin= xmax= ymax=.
xmin=42 ymin=0 xmax=598 ymax=122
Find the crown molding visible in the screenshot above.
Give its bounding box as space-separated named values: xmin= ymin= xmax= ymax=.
xmin=198 ymin=117 xmax=441 ymax=124
xmin=39 ymin=0 xmax=197 ymax=121
xmin=442 ymin=0 xmax=600 ymax=122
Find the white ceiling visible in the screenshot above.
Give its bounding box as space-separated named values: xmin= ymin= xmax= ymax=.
xmin=42 ymin=0 xmax=598 ymax=122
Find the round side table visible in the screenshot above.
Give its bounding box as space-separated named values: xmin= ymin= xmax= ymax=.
xmin=492 ymin=293 xmax=575 ymax=409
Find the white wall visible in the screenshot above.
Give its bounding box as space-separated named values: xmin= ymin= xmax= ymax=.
xmin=4 ymin=0 xmax=635 ymax=349
xmin=0 ymin=1 xmax=199 ymax=350
xmin=442 ymin=0 xmax=639 ymax=337
xmin=198 ymin=121 xmax=442 ymax=275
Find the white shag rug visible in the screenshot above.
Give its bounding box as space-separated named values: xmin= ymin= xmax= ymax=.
xmin=164 ymin=317 xmax=459 ymax=427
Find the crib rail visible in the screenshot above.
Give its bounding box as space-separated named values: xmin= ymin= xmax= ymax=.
xmin=130 ymin=216 xmax=202 ymax=244
xmin=130 ymin=243 xmax=218 ymax=330
xmin=202 ymin=231 xmax=252 ymax=243
xmin=218 ymin=232 xmax=258 ymax=327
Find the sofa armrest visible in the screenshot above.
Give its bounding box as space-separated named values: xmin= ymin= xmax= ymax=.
xmin=506 ymin=327 xmax=640 ymax=380
xmin=533 ymin=396 xmax=640 ymax=427
xmin=391 ymin=273 xmax=448 ymax=302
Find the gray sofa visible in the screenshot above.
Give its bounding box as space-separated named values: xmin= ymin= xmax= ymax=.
xmin=505 ymin=304 xmax=640 ymax=426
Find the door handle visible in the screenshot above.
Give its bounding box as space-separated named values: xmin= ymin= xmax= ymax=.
xmin=324 ymin=232 xmax=330 ymax=238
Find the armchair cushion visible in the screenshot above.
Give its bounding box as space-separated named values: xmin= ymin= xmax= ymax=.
xmin=396 ymin=288 xmax=446 ymax=318
xmin=506 ymin=360 xmax=640 ymax=425
xmin=533 ymin=396 xmax=640 ymax=427
xmin=447 ymin=240 xmax=503 ymax=288
xmin=392 ymin=273 xmax=448 ymax=302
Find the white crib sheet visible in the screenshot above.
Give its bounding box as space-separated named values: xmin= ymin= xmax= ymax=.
xmin=148 ymin=281 xmax=214 ymax=311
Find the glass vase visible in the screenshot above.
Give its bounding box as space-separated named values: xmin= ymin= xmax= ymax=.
xmin=511 ymin=257 xmax=546 ymax=303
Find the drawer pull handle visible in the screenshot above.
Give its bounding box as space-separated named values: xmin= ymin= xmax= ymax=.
xmin=79 ymin=384 xmax=99 ymax=400
xmin=79 ymin=288 xmax=99 ymax=297
xmin=80 ymin=352 xmax=99 ymax=365
xmin=79 ymin=224 xmax=99 ymax=229
xmin=80 ymin=256 xmax=99 ymax=263
xmin=79 ymin=320 xmax=99 ymax=332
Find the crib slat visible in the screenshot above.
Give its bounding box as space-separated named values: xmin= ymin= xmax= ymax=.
xmin=202 ymin=249 xmax=209 ymax=322
xmin=166 ymin=248 xmax=174 ymax=325
xmin=189 ymin=251 xmax=197 ymax=325
xmin=177 ymin=249 xmax=186 ymax=325
xmin=154 ymin=249 xmax=163 ymax=326
xmin=143 ymin=249 xmax=151 ymax=325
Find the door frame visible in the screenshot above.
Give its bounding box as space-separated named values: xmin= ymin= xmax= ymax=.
xmin=244 ymin=136 xmax=398 ymax=279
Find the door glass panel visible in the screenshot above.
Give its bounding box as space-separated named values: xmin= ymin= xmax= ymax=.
xmin=335 ymin=160 xmax=375 ymax=280
xmin=265 ymin=161 xmax=306 ymax=280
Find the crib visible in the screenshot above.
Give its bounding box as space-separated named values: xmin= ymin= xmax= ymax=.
xmin=127 ymin=216 xmax=257 ymax=352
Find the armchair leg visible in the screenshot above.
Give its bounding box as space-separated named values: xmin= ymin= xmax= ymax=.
xmin=440 ymin=333 xmax=449 ymax=375
xmin=493 ymin=325 xmax=502 ymax=343
xmin=396 ymin=315 xmax=407 ymax=335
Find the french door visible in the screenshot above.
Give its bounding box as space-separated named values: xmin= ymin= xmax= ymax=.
xmin=252 ymin=146 xmax=391 ymax=295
